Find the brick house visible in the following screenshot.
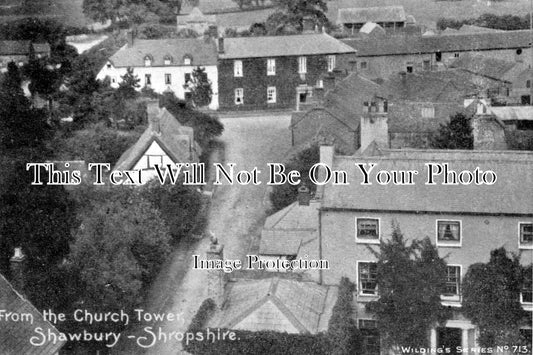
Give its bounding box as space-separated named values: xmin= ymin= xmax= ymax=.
xmin=316 ymin=145 xmax=533 ymax=354
xmin=343 ymin=30 xmax=533 ymax=81
xmin=217 ymin=33 xmax=356 ymax=110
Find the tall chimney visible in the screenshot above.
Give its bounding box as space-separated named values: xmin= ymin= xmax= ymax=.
xmin=218 ymin=37 xmax=224 ymax=54
xmin=297 ymin=185 xmax=311 ymax=206
xmin=206 ymin=234 xmax=226 ymax=307
xmin=147 ymin=101 xmax=161 ymax=134
xmin=10 ymin=247 xmax=26 ymax=293
xmin=127 ymin=30 xmax=134 ymax=48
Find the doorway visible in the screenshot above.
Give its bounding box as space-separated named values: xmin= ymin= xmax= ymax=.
xmin=437 ymin=327 xmax=462 ymax=354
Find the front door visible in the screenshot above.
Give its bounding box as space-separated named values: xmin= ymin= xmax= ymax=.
xmin=437 ymin=327 xmax=462 ymax=354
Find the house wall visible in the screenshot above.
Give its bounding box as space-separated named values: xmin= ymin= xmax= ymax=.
xmin=356 ymin=47 xmax=533 ymax=80
xmin=96 ymin=62 xmax=219 ymax=110
xmin=320 ymin=210 xmax=533 ymax=288
xmin=218 ymin=53 xmax=355 ymax=110
xmin=132 ymin=141 xmax=175 ymax=183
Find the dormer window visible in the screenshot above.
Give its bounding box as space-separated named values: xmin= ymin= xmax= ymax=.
xmin=183 ymin=55 xmax=192 ymax=65
xmin=164 ymin=55 xmax=172 ymax=65
xmin=144 ymin=55 xmax=152 ymax=67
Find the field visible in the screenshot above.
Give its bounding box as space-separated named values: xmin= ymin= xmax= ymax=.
xmin=0 ymin=0 xmax=530 ymax=29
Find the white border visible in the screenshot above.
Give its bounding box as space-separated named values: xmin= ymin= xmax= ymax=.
xmin=436 ymin=219 xmax=462 ymax=248
xmin=518 ymin=221 xmax=533 ymax=250
xmin=355 ymin=217 xmax=381 ymax=244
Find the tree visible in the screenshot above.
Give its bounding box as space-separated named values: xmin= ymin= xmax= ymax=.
xmin=83 ymin=0 xmax=166 ymax=26
xmin=190 ymin=66 xmax=213 ymax=108
xmin=430 ymin=112 xmax=473 ymax=150
xmin=69 ymin=195 xmax=171 ymax=313
xmin=269 ymin=143 xmax=319 ymax=212
xmin=462 ymin=248 xmax=530 ymax=347
xmin=233 ymin=0 xmax=252 ymax=10
xmin=117 ymin=67 xmax=140 ymax=100
xmin=271 ymin=0 xmax=329 ymax=31
xmin=366 ymin=226 xmax=451 ymax=349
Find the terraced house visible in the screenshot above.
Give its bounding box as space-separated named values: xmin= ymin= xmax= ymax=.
xmin=96 ymin=33 xmax=219 ymax=110
xmin=216 ymin=33 xmax=357 ymax=110
xmin=317 ymin=146 xmax=533 ymax=354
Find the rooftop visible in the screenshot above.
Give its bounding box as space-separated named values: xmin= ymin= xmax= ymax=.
xmin=342 ymin=30 xmax=532 ymax=57
xmin=208 ymin=278 xmax=337 ymax=334
xmin=0 ymin=274 xmax=65 ymax=354
xmin=114 ymin=105 xmax=200 ymax=171
xmin=219 ymin=33 xmax=356 ymax=59
xmin=489 ymin=106 xmax=533 ymax=121
xmin=450 ymin=53 xmax=525 ymax=82
xmin=322 ymin=149 xmax=533 ymax=216
xmin=108 ymin=38 xmax=218 ymax=67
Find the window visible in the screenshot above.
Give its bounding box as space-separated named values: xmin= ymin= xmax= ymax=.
xmin=183 ymin=56 xmax=192 ymax=65
xmin=235 ymin=88 xmax=244 ymax=105
xmin=454 ymin=53 xmax=460 ymax=58
xmin=358 ymin=262 xmax=378 ymax=296
xmin=106 ymin=63 xmax=112 ymax=69
xmin=267 ymin=58 xmax=276 ymax=76
xmin=436 ymin=52 xmax=442 ymax=62
xmin=359 ymin=320 xmax=380 ymax=355
xmin=146 ymin=155 xmax=163 ymax=169
xmin=406 ymin=62 xmax=413 ymax=73
xmin=521 ymin=276 xmax=532 ymax=304
xmin=145 ymin=74 xmax=152 ymax=86
xmin=298 ymin=56 xmax=307 ymax=74
xmin=144 ymin=55 xmax=152 ymax=66
xmin=423 ymin=60 xmax=430 ymax=71
xmin=327 ymin=55 xmax=336 ymax=72
xmin=361 ymin=61 xmax=368 ymax=69
xmin=443 ymin=265 xmax=461 ymax=297
xmin=234 ymin=60 xmax=243 ymax=77
xmin=437 ymin=220 xmax=461 ymax=247
xmin=165 ymin=73 xmax=171 ymax=85
xmin=527 ymin=80 xmax=531 ymax=89
xmin=421 ymin=106 xmax=435 ymax=118
xmin=517 ymin=48 xmax=523 ymax=55
xmin=184 ymin=73 xmax=191 ymax=84
xmin=164 ymin=55 xmax=172 ymax=65
xmin=519 ymin=223 xmax=533 ymax=248
xmin=267 ymin=86 xmax=276 ymax=103
xmin=356 ymin=218 xmax=380 ymax=243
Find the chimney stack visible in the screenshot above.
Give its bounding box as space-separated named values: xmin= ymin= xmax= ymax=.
xmin=218 ymin=37 xmax=224 ymax=54
xmin=147 ymin=100 xmax=161 ymax=134
xmin=302 ymin=16 xmax=316 ymax=33
xmin=127 ymin=30 xmax=135 ymax=48
xmin=297 ymin=185 xmax=311 ymax=206
xmin=10 ymin=247 xmax=26 ymax=292
xmin=206 ymin=234 xmax=226 ymax=307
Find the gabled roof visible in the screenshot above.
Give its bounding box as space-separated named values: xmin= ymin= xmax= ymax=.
xmin=210 ymin=278 xmax=336 ymax=334
xmin=114 ymin=107 xmax=200 ymax=171
xmin=260 ymin=201 xmax=319 ymax=255
xmin=450 ymin=53 xmax=523 ymax=82
xmin=108 ymin=38 xmax=217 ymax=67
xmin=219 ymin=33 xmax=356 ymax=59
xmin=343 ymin=30 xmax=532 ymax=57
xmin=0 ymin=274 xmax=65 ymax=354
xmin=322 ymin=149 xmax=533 ymax=216
xmin=337 ymin=6 xmax=406 ymax=24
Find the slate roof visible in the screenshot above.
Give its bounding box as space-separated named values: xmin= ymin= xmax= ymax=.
xmin=216 ymin=8 xmax=275 ymax=28
xmin=0 ymin=274 xmax=65 ymax=354
xmin=489 ymin=106 xmax=533 ymax=121
xmin=342 ymin=30 xmax=533 ymax=57
xmin=0 ymin=41 xmax=50 ymax=56
xmin=337 ymin=6 xmax=406 ymax=24
xmin=108 ymin=38 xmax=217 ymax=67
xmin=322 ymin=149 xmax=533 ymax=216
xmin=450 ymin=53 xmax=523 ymax=82
xmin=219 ymin=33 xmax=356 ymax=59
xmin=114 ymin=106 xmax=200 ymax=171
xmin=260 ymin=201 xmax=319 ymax=256
xmin=209 ymin=278 xmax=336 ymax=334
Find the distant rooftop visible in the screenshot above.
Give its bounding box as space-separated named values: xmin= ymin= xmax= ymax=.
xmin=337 ymin=6 xmax=406 ymax=24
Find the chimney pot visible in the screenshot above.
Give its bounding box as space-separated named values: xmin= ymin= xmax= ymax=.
xmin=10 ymin=247 xmax=26 ymax=292
xmin=127 ymin=30 xmax=134 ymax=48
